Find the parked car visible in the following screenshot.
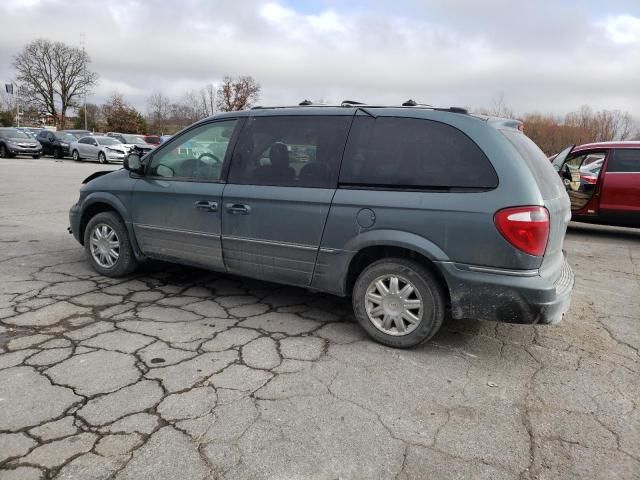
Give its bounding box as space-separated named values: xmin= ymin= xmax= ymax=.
xmin=71 ymin=136 xmax=129 ymax=164
xmin=69 ymin=103 xmax=574 ymax=348
xmin=143 ymin=135 xmax=161 ymax=146
xmin=552 ymin=141 xmax=640 ymax=227
xmin=36 ymin=130 xmax=77 ymax=158
xmin=105 ymin=133 xmax=155 ymax=155
xmin=0 ymin=127 xmax=42 ymax=158
xmin=160 ymin=135 xmax=172 ymax=143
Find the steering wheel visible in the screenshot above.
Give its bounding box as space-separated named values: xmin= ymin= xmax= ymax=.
xmin=197 ymin=152 xmax=222 ymax=163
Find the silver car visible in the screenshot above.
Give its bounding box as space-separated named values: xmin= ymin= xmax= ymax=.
xmin=71 ymin=136 xmax=129 ymax=164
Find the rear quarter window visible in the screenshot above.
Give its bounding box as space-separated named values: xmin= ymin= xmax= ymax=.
xmin=339 ymin=116 xmax=498 ymax=189
xmin=500 ymin=129 xmax=565 ymax=199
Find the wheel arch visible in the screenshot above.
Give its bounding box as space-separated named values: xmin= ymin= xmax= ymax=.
xmin=78 ymin=194 xmax=141 ymax=256
xmin=344 ymin=244 xmax=451 ymax=307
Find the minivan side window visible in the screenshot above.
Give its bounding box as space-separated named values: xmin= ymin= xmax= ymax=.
xmin=608 ymin=149 xmax=640 ymax=173
xmin=340 ymin=116 xmax=498 ymax=189
xmin=147 ymin=120 xmax=237 ymax=182
xmin=228 ymin=115 xmax=352 ymax=188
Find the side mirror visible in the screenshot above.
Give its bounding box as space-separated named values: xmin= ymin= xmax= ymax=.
xmin=124 ymin=153 xmax=144 ymax=174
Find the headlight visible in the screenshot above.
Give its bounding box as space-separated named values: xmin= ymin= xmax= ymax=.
xmin=60 ymin=142 xmax=69 ymax=147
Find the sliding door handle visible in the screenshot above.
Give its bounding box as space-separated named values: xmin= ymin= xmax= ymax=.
xmin=226 ymin=203 xmax=251 ymax=215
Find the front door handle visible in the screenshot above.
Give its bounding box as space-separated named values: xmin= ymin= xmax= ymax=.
xmin=226 ymin=203 xmax=251 ymax=215
xmin=195 ymin=201 xmax=218 ymax=212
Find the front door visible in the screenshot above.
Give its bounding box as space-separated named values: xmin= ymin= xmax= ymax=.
xmin=130 ymin=119 xmax=239 ymax=270
xmin=222 ymin=114 xmax=352 ymax=286
xmin=559 ymin=150 xmax=607 ymax=214
xmin=79 ymin=137 xmax=99 ymax=160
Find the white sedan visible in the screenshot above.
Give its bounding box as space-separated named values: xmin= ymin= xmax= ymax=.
xmin=71 ymin=136 xmax=129 ymax=164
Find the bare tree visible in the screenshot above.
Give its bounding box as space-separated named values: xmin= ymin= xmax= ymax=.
xmin=13 ymin=39 xmax=98 ymax=126
xmin=200 ymin=83 xmax=216 ymax=116
xmin=147 ymin=91 xmax=171 ymax=134
xmin=488 ymin=92 xmax=514 ymax=118
xmin=216 ymin=76 xmax=261 ymax=112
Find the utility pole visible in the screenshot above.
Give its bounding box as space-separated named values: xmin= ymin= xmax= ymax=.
xmin=80 ymin=33 xmax=88 ymax=131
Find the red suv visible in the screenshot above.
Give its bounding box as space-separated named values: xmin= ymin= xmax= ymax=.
xmin=553 ymin=141 xmax=640 ymax=228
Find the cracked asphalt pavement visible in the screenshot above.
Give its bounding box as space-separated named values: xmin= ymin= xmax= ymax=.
xmin=0 ymin=157 xmax=639 ymax=480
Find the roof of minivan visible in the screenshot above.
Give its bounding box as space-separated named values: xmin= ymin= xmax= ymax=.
xmin=574 ymin=141 xmax=640 ymax=151
xmin=206 ymin=105 xmax=506 ymax=129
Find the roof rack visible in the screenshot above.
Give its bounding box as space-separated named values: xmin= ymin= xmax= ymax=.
xmin=253 ymin=101 xmax=469 ymax=115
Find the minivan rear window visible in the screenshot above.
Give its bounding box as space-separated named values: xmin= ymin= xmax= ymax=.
xmin=500 ymin=129 xmax=565 ymax=199
xmin=339 ymin=116 xmax=498 ymax=190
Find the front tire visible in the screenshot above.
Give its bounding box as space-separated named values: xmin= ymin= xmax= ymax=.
xmin=352 ymin=258 xmax=445 ymax=348
xmin=84 ymin=212 xmax=138 ymax=277
xmin=72 ymin=150 xmax=81 ymax=162
xmin=32 ymin=155 xmax=40 ymax=159
xmin=98 ymin=152 xmax=108 ymax=164
xmin=53 ymin=147 xmax=62 ymax=159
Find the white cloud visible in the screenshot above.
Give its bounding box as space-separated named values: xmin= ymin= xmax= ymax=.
xmin=601 ymin=14 xmax=640 ymax=44
xmin=0 ymin=0 xmax=638 ymax=118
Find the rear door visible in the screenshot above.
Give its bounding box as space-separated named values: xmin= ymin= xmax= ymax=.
xmin=222 ymin=115 xmax=352 ymax=286
xmin=130 ymin=119 xmax=240 ymax=270
xmin=600 ymin=148 xmax=640 ymax=224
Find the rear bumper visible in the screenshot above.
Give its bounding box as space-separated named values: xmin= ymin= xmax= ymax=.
xmin=436 ymin=256 xmax=574 ymax=325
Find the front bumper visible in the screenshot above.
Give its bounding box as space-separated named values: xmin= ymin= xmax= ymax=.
xmin=106 ymin=152 xmax=126 ymax=162
xmin=9 ymin=145 xmax=43 ymax=156
xmin=69 ymin=203 xmax=83 ymax=244
xmin=436 ymin=257 xmax=574 ymax=325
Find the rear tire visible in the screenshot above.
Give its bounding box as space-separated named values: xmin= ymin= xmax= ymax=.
xmin=0 ymin=145 xmax=7 ymax=158
xmin=352 ymin=258 xmax=445 ymax=348
xmin=32 ymin=155 xmax=40 ymax=159
xmin=84 ymin=212 xmax=138 ymax=277
xmin=72 ymin=150 xmax=81 ymax=162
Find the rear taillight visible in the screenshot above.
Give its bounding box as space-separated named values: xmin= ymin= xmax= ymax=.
xmin=580 ymin=174 xmax=597 ymax=184
xmin=494 ymin=206 xmax=550 ymax=256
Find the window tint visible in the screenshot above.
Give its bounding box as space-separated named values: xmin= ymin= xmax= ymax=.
xmin=228 ymin=116 xmax=351 ymax=188
xmin=79 ymin=137 xmax=92 ymax=144
xmin=148 ymin=120 xmax=237 ymax=182
xmin=608 ymin=149 xmax=640 ymax=173
xmin=340 ymin=117 xmax=497 ymax=189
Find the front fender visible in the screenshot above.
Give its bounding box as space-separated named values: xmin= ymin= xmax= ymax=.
xmin=80 ymin=192 xmax=143 ymax=258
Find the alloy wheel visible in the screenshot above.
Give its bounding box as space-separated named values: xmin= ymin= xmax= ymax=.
xmin=365 ymin=274 xmax=423 ymax=336
xmin=89 ymin=223 xmax=120 ymax=268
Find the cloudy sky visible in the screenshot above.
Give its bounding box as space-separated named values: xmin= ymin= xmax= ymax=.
xmin=1 ymin=0 xmax=639 ymax=116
